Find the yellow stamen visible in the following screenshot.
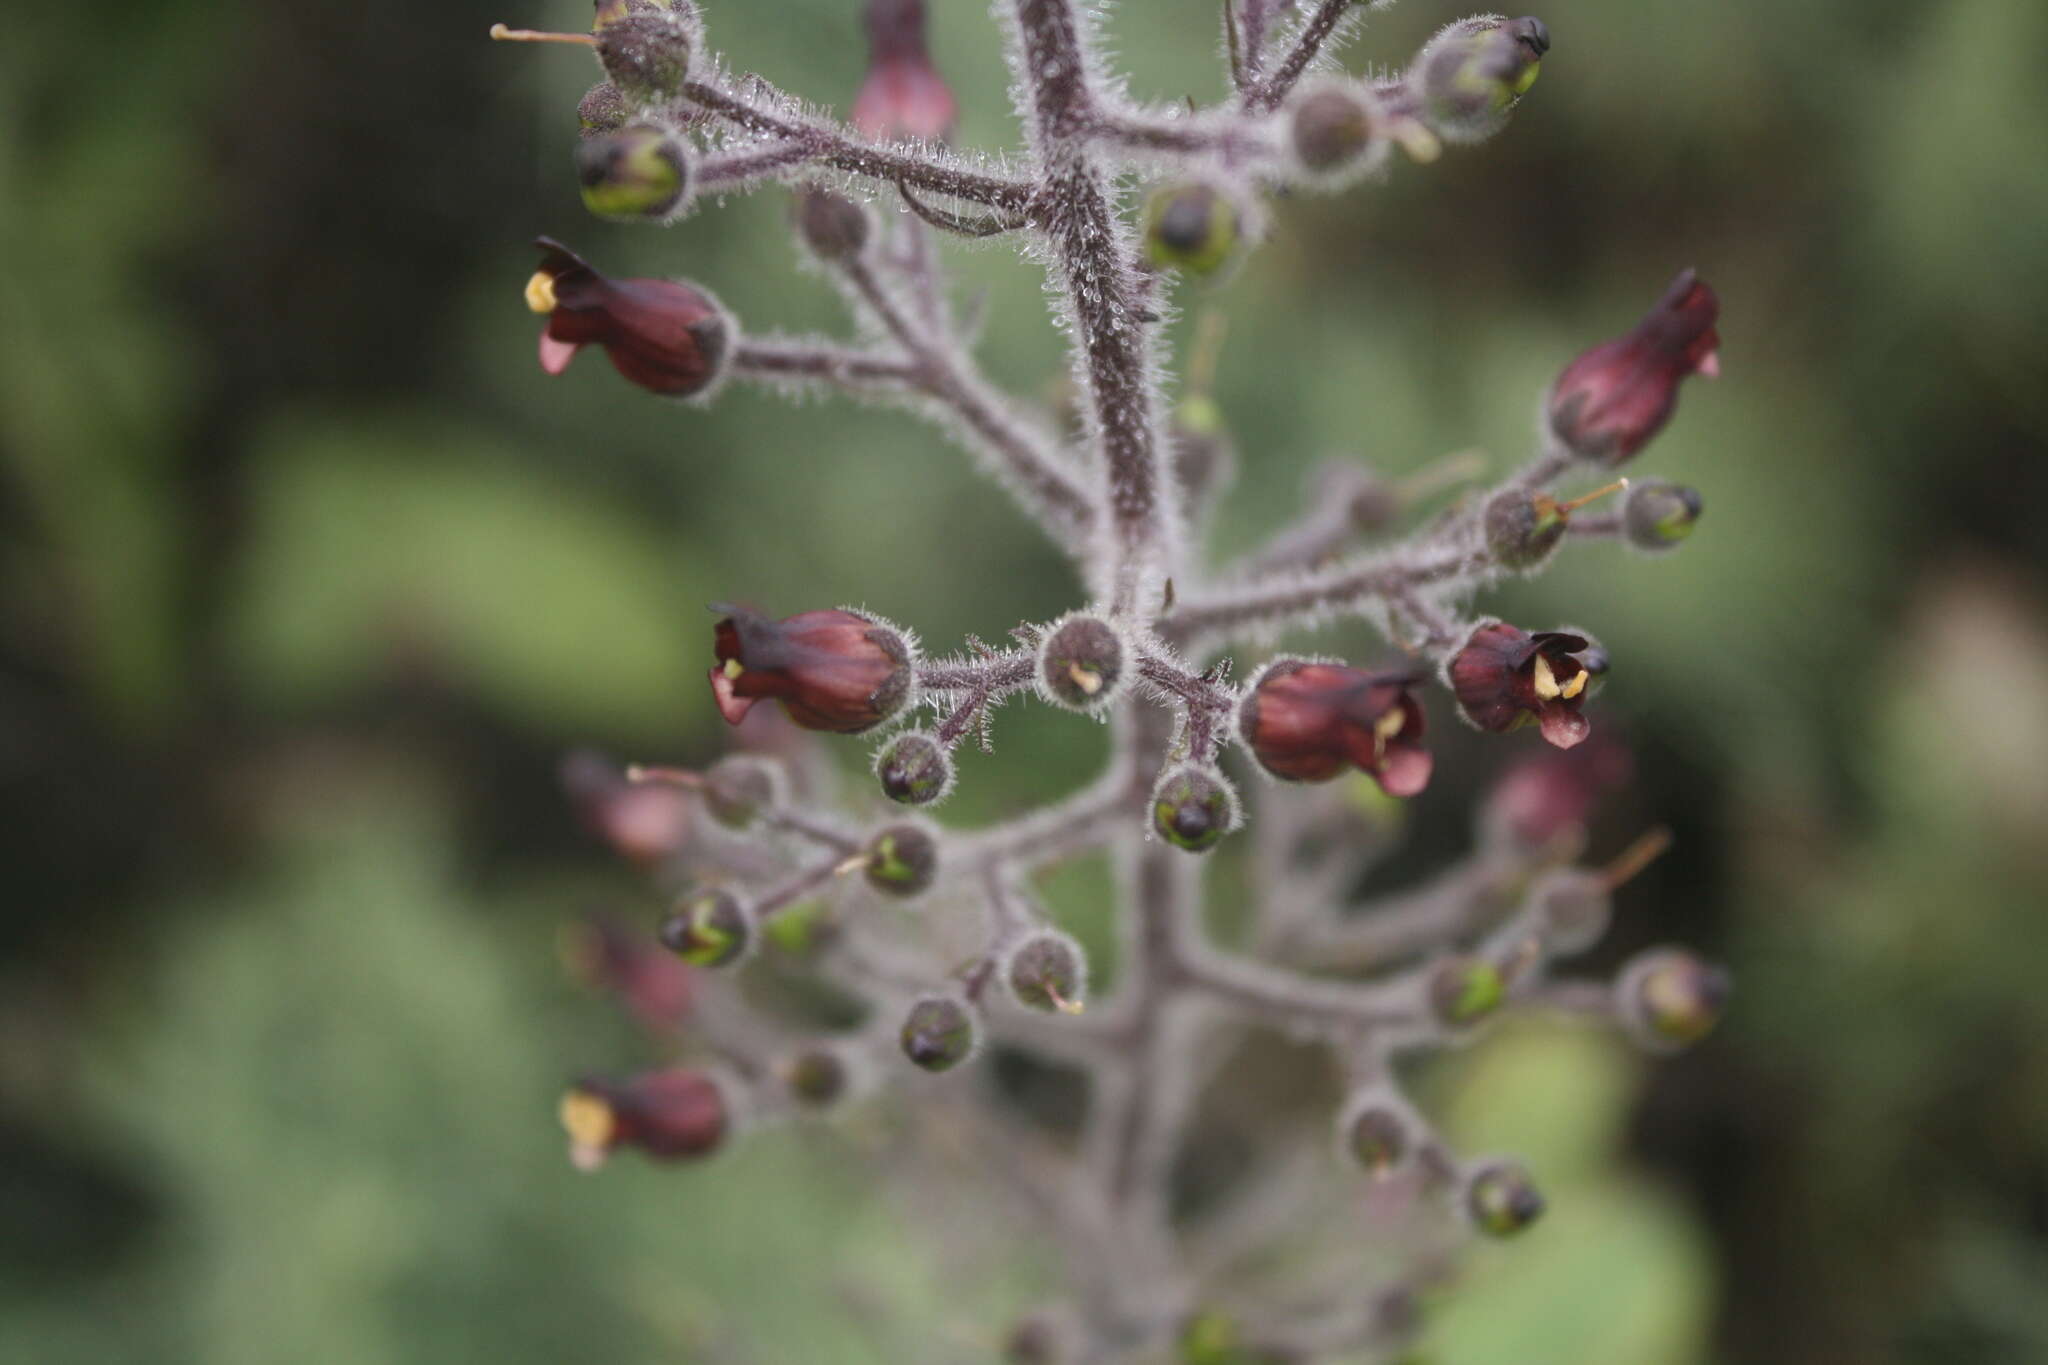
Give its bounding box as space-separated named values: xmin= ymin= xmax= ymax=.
xmin=559 ymin=1089 xmax=616 ymax=1152
xmin=833 ymin=852 xmax=872 ymax=877
xmin=1391 ymin=119 xmax=1442 ymax=164
xmin=1558 ymin=667 xmax=1589 ymax=700
xmin=489 ymin=23 xmax=598 ymax=46
xmin=1602 ymin=826 xmax=1674 ymax=890
xmin=1047 ymin=985 xmax=1086 ymax=1016
xmin=1556 ymin=478 xmax=1629 ymax=515
xmin=721 ymin=658 xmax=745 ymax=681
xmin=625 ymin=764 xmax=702 ymax=788
xmin=1067 ymin=662 xmax=1103 ymax=696
xmin=524 ymin=270 xmax=558 ymax=314
xmin=1531 ymin=653 xmax=1562 ymax=700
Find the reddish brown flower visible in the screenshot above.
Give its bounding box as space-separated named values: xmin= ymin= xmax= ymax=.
xmin=1548 ymin=269 xmax=1721 ymax=464
xmin=559 ymin=912 xmax=695 ymax=1032
xmin=1449 ymin=622 xmax=1606 ymax=749
xmin=1481 ymin=735 xmax=1634 ymax=848
xmin=526 ymin=237 xmax=730 ymax=397
xmin=709 ymin=605 xmax=914 ymax=733
xmin=850 ymin=0 xmax=956 ymax=142
xmin=1238 ymin=660 xmax=1433 ymax=796
xmin=559 ymin=1068 xmax=727 ymax=1169
xmin=558 ymin=748 xmax=690 ymax=865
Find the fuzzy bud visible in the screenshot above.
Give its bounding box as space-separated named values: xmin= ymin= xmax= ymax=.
xmin=560 ymin=1067 xmax=726 ymax=1169
xmin=702 ymin=754 xmax=784 ymax=829
xmin=1623 ymin=480 xmax=1704 ymax=552
xmin=793 ymin=184 xmax=872 ymax=261
xmin=577 ymin=82 xmax=628 ymax=136
xmin=1240 ymin=659 xmax=1433 ymax=796
xmin=1412 ymin=16 xmax=1549 ymax=143
xmin=1143 ymin=183 xmax=1242 ymax=278
xmin=1549 ymin=270 xmax=1721 ymax=465
xmin=1036 ymin=613 xmax=1127 ymax=713
xmin=1338 ymin=1089 xmax=1419 ymax=1177
xmin=1288 ymin=82 xmax=1382 ymax=182
xmin=594 ymin=2 xmax=699 ymax=105
xmin=560 ymin=748 xmax=690 ymax=865
xmin=899 ymin=993 xmax=977 ymax=1072
xmin=576 ymin=124 xmax=690 ymax=221
xmin=1448 ymin=621 xmax=1606 ymax=750
xmin=862 ymin=822 xmax=938 ymax=898
xmin=1465 ymin=1160 xmax=1545 ymax=1236
xmin=783 ymin=1045 xmax=851 ymax=1107
xmin=1429 ymin=955 xmax=1506 ymax=1028
xmin=1617 ymin=948 xmax=1730 ymax=1051
xmin=528 ymin=238 xmax=731 ymax=397
xmin=1004 ymin=930 xmax=1088 ymax=1014
xmin=1483 ymin=489 xmax=1571 ymax=570
xmin=1532 ymin=868 xmax=1612 ymax=955
xmin=873 ymin=730 xmax=954 ymax=805
xmin=658 ymin=888 xmax=752 ymax=968
xmin=710 ymin=605 xmax=915 ymax=733
xmin=852 ymin=0 xmax=957 ymax=142
xmin=1151 ymin=764 xmax=1241 ymax=853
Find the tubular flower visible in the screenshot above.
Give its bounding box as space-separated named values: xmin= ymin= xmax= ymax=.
xmin=709 ymin=605 xmax=914 ymax=733
xmin=1239 ymin=660 xmax=1433 ymax=797
xmin=1448 ymin=622 xmax=1607 ymax=749
xmin=1548 ymin=269 xmax=1721 ymax=464
xmin=559 ymin=1067 xmax=727 ymax=1169
xmin=526 ymin=237 xmax=730 ymax=397
xmin=851 ymin=0 xmax=956 ymax=142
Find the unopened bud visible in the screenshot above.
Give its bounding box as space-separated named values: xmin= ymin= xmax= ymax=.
xmin=861 ymin=822 xmax=938 ymax=898
xmin=578 ymin=82 xmax=628 ymax=136
xmin=560 ymin=1066 xmax=726 ymax=1168
xmin=594 ymin=3 xmax=699 ymax=105
xmin=873 ymin=730 xmax=954 ymax=806
xmin=1623 ymin=480 xmax=1703 ymax=552
xmin=658 ymin=887 xmax=752 ymax=968
xmin=1548 ymin=270 xmax=1721 ymax=464
xmin=1004 ymin=931 xmax=1088 ymax=1014
xmin=1617 ymin=948 xmax=1729 ymax=1051
xmin=1533 ymin=868 xmax=1611 ymax=955
xmin=1151 ymin=764 xmax=1241 ymax=853
xmin=793 ymin=184 xmax=872 ymax=261
xmin=1143 ymin=183 xmax=1243 ymax=278
xmin=1413 ymin=16 xmax=1549 ymax=143
xmin=577 ymin=124 xmax=690 ymax=220
xmin=1337 ymin=1089 xmax=1419 ymax=1176
xmin=1465 ymin=1160 xmax=1545 ymax=1236
xmin=1036 ymin=613 xmax=1127 ymax=713
xmin=899 ymin=993 xmax=977 ymax=1072
xmin=702 ymin=754 xmax=784 ymax=829
xmin=1288 ymin=82 xmax=1382 ymax=182
xmin=1429 ymin=955 xmax=1505 ymax=1028
xmin=783 ymin=1045 xmax=851 ymax=1107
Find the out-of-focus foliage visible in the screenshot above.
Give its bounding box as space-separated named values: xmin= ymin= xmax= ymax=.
xmin=2 ymin=0 xmax=2043 ymax=1361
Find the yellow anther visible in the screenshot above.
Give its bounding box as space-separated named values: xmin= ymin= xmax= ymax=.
xmin=558 ymin=1089 xmax=616 ymax=1152
xmin=1559 ymin=667 xmax=1589 ymax=700
xmin=1531 ymin=653 xmax=1562 ymax=700
xmin=525 ymin=270 xmax=559 ymax=314
xmin=1067 ymin=662 xmax=1103 ymax=696
xmin=721 ymin=658 xmax=745 ymax=681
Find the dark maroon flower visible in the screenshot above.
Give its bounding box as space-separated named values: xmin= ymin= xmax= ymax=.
xmin=1548 ymin=269 xmax=1721 ymax=464
xmin=709 ymin=605 xmax=914 ymax=733
xmin=560 ymin=1067 xmax=727 ymax=1169
xmin=1449 ymin=622 xmax=1606 ymax=749
xmin=1239 ymin=660 xmax=1433 ymax=796
xmin=558 ymin=748 xmax=691 ymax=865
xmin=526 ymin=237 xmax=730 ymax=397
xmin=1481 ymin=735 xmax=1633 ymax=848
xmin=560 ymin=912 xmax=695 ymax=1031
xmin=851 ymin=0 xmax=956 ymax=142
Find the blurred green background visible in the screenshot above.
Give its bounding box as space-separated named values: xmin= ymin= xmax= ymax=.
xmin=4 ymin=0 xmax=2045 ymax=1360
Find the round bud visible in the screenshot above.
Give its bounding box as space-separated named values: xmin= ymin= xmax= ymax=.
xmin=873 ymin=730 xmax=955 ymax=806
xmin=782 ymin=1045 xmax=851 ymax=1107
xmin=1533 ymin=867 xmax=1611 ymax=955
xmin=1288 ymin=82 xmax=1382 ymax=182
xmin=1151 ymin=764 xmax=1241 ymax=854
xmin=578 ymin=82 xmax=629 ymax=136
xmin=793 ymin=185 xmax=871 ymax=261
xmin=1004 ymin=930 xmax=1088 ymax=1014
xmin=1035 ymin=613 xmax=1127 ymax=713
xmin=577 ymin=124 xmax=690 ymax=221
xmin=702 ymin=754 xmax=784 ymax=829
xmin=1337 ymin=1089 xmax=1418 ymax=1177
xmin=1617 ymin=948 xmax=1730 ymax=1052
xmin=658 ymin=888 xmax=752 ymax=968
xmin=862 ymin=823 xmax=938 ymax=898
xmin=1413 ymin=16 xmax=1549 ymax=143
xmin=1465 ymin=1160 xmax=1545 ymax=1237
xmin=899 ymin=994 xmax=977 ymax=1072
xmin=1428 ymin=955 xmax=1505 ymax=1029
xmin=1142 ymin=182 xmax=1243 ymax=278
xmin=1623 ymin=480 xmax=1703 ymax=553
xmin=1482 ymin=490 xmax=1569 ymax=571
xmin=594 ymin=6 xmax=700 ymax=105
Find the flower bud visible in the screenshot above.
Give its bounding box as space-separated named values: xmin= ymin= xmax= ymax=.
xmin=1429 ymin=955 xmax=1505 ymax=1028
xmin=560 ymin=1067 xmax=726 ymax=1168
xmin=793 ymin=184 xmax=872 ymax=261
xmin=1239 ymin=659 xmax=1433 ymax=797
xmin=560 ymin=913 xmax=695 ymax=1030
xmin=873 ymin=730 xmax=954 ymax=805
xmin=1412 ymin=16 xmax=1549 ymax=142
xmin=1287 ymin=81 xmax=1383 ymax=183
xmin=1532 ymin=868 xmax=1610 ymax=954
xmin=701 ymin=754 xmax=785 ymax=829
xmin=528 ymin=238 xmax=731 ymax=397
xmin=1548 ymin=270 xmax=1721 ymax=465
xmin=852 ymin=0 xmax=957 ymax=142
xmin=1480 ymin=736 xmax=1632 ymax=850
xmin=709 ymin=605 xmax=915 ymax=733
xmin=576 ymin=124 xmax=690 ymax=221
xmin=1004 ymin=930 xmax=1088 ymax=1014
xmin=1464 ymin=1160 xmax=1544 ymax=1236
xmin=1447 ymin=621 xmax=1606 ymax=750
xmin=1337 ymin=1089 xmax=1419 ymax=1177
xmin=782 ymin=1045 xmax=851 ymax=1107
xmin=658 ymin=888 xmax=752 ymax=968
xmin=1035 ymin=612 xmax=1128 ymax=713
xmin=1623 ymin=480 xmax=1703 ymax=552
xmin=593 ymin=2 xmax=699 ymax=105
xmin=1617 ymin=948 xmax=1729 ymax=1052
xmin=1143 ymin=183 xmax=1243 ymax=278
xmin=578 ymin=82 xmax=628 ymax=136
xmin=559 ymin=748 xmax=690 ymax=864
xmin=1151 ymin=764 xmax=1241 ymax=853
xmin=861 ymin=822 xmax=938 ymax=898
xmin=899 ymin=993 xmax=977 ymax=1072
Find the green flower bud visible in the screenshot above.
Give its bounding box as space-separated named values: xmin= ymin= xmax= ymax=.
xmin=1288 ymin=82 xmax=1381 ymax=181
xmin=577 ymin=125 xmax=690 ymax=221
xmin=1623 ymin=480 xmax=1703 ymax=553
xmin=1143 ymin=183 xmax=1242 ymax=278
xmin=702 ymin=754 xmax=783 ymax=829
xmin=1036 ymin=612 xmax=1128 ymax=713
xmin=1152 ymin=764 xmax=1240 ymax=853
xmin=1429 ymin=955 xmax=1505 ymax=1028
xmin=1338 ymin=1090 xmax=1418 ymax=1177
xmin=899 ymin=993 xmax=977 ymax=1072
xmin=1004 ymin=931 xmax=1088 ymax=1014
xmin=578 ymin=82 xmax=628 ymax=136
xmin=1617 ymin=948 xmax=1729 ymax=1051
xmin=862 ymin=823 xmax=938 ymax=898
xmin=1533 ymin=867 xmax=1611 ymax=955
xmin=793 ymin=184 xmax=872 ymax=261
xmin=594 ymin=4 xmax=699 ymax=105
xmin=873 ymin=730 xmax=954 ymax=806
xmin=658 ymin=888 xmax=751 ymax=968
xmin=783 ymin=1045 xmax=850 ymax=1106
xmin=1465 ymin=1160 xmax=1545 ymax=1236
xmin=1413 ymin=16 xmax=1550 ymax=143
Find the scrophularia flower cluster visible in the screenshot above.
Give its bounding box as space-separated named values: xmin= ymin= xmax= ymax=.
xmin=500 ymin=2 xmax=1729 ymax=1358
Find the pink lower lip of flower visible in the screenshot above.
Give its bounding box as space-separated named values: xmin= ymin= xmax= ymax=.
xmin=709 ymin=666 xmax=757 ymax=725
xmin=539 ymin=333 xmax=580 ymax=375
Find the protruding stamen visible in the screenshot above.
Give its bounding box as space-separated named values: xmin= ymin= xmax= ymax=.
xmin=490 ymin=22 xmax=597 ymax=46
xmin=625 ymin=764 xmax=703 ymax=789
xmin=833 ymin=851 xmax=873 ymax=878
xmin=1531 ymin=653 xmax=1561 ymax=700
xmin=1558 ymin=667 xmax=1589 ymax=700
xmin=525 ymin=270 xmax=559 ymax=314
xmin=1602 ymin=826 xmax=1674 ymax=890
xmin=1046 ymin=985 xmax=1085 ymax=1016
xmin=1556 ymin=478 xmax=1630 ymax=515
xmin=1067 ymin=662 xmax=1103 ymax=696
